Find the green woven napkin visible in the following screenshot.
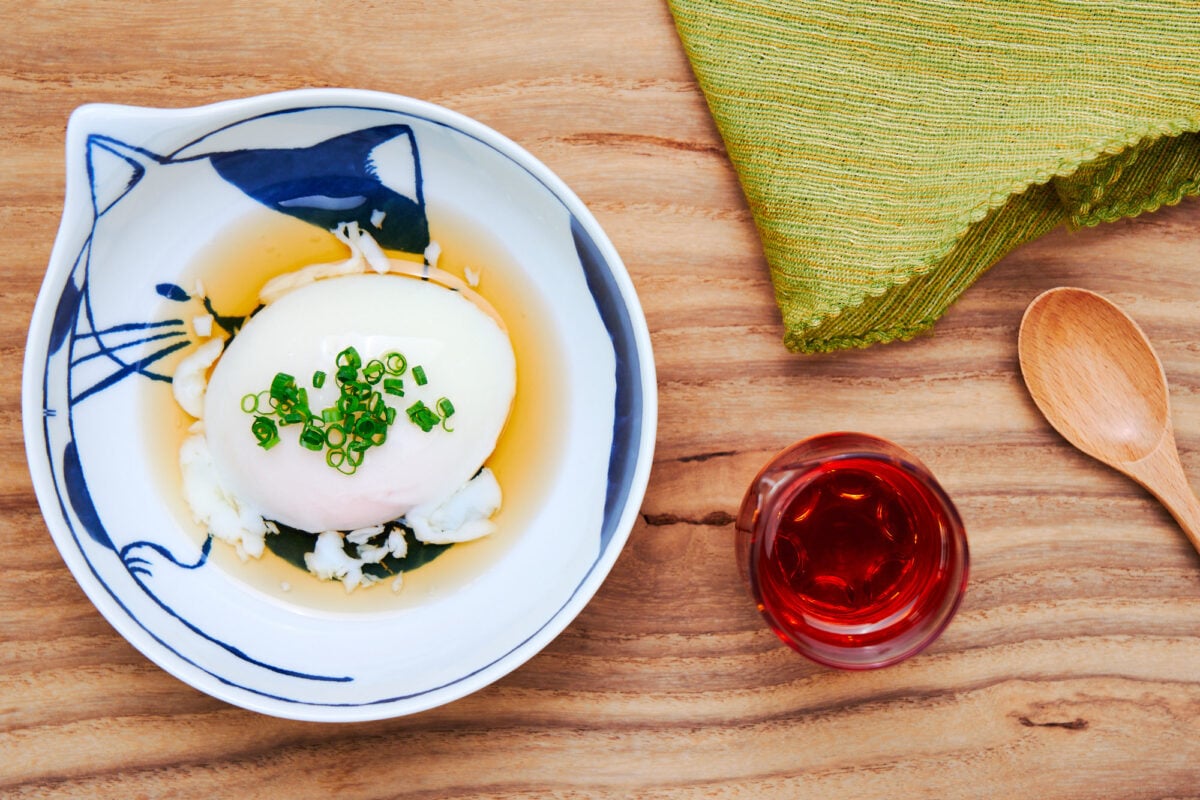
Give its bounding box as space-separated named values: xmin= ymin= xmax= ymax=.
xmin=668 ymin=0 xmax=1200 ymax=353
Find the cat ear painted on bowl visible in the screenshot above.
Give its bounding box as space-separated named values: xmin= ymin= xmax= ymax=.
xmin=45 ymin=135 xmax=159 ymax=357
xmin=207 ymin=124 xmax=431 ymax=256
xmin=85 ymin=135 xmax=160 ymax=218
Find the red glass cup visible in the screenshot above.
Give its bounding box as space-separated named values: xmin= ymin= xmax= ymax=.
xmin=735 ymin=432 xmax=969 ymax=669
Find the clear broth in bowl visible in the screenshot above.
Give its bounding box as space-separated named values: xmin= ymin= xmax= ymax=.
xmin=143 ymin=206 xmax=568 ymax=614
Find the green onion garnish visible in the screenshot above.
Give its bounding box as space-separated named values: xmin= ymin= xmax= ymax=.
xmin=362 ymin=360 xmax=384 ymax=384
xmin=280 ymin=409 xmax=306 ymax=425
xmin=299 ymin=424 xmax=325 ymax=451
xmin=406 ymin=400 xmax=440 ymax=432
xmin=437 ymin=397 xmax=456 ymax=432
xmin=244 ymin=347 xmax=455 ymax=471
xmin=270 ymin=372 xmax=295 ymax=398
xmin=324 ymin=424 xmax=346 ymax=448
xmin=251 ymin=416 xmax=280 ymax=450
xmin=384 ymin=352 xmax=407 ymax=375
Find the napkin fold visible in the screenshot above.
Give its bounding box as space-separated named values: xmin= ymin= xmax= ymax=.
xmin=668 ymin=0 xmax=1200 ymax=353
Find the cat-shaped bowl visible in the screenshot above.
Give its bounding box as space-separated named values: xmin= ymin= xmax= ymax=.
xmin=22 ymin=89 xmax=656 ymax=721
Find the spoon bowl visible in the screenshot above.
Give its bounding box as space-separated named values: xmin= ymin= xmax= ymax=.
xmin=1018 ymin=287 xmax=1200 ymax=556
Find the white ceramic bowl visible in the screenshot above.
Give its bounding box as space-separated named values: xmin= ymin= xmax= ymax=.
xmin=22 ymin=89 xmax=656 ymax=721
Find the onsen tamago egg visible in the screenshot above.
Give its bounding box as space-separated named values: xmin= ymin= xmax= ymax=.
xmin=201 ymin=273 xmax=516 ymax=533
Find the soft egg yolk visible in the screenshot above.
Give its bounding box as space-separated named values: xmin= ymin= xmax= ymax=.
xmin=202 ymin=273 xmax=516 ymax=533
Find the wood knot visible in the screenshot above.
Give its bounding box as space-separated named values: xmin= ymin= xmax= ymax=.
xmin=1018 ymin=716 xmax=1089 ymax=731
xmin=641 ymin=511 xmax=735 ymax=527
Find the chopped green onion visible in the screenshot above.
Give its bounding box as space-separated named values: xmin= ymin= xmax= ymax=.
xmin=244 ymin=345 xmax=453 ymax=472
xmin=299 ymin=424 xmax=325 ymax=451
xmin=362 ymin=359 xmax=384 ymax=384
xmin=251 ymin=416 xmax=280 ymax=450
xmin=437 ymin=397 xmax=456 ymax=432
xmin=280 ymin=409 xmax=306 ymax=425
xmin=327 ymin=448 xmax=356 ymax=475
xmin=406 ymin=400 xmax=440 ymax=432
xmin=384 ymin=351 xmax=407 ymax=375
xmin=270 ymin=372 xmax=295 ymax=399
xmin=324 ymin=424 xmax=346 ymax=448
xmin=364 ymin=391 xmax=383 ymax=415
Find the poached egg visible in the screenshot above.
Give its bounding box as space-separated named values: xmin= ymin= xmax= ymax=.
xmin=199 ymin=272 xmax=516 ymax=534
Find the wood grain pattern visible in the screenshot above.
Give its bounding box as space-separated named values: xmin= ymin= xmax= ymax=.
xmin=2 ymin=1 xmax=1199 ymax=797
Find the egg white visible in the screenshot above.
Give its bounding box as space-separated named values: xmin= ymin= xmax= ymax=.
xmin=200 ymin=273 xmax=516 ymax=534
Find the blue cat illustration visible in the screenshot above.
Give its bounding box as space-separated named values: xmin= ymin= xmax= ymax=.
xmin=208 ymin=123 xmax=430 ymax=254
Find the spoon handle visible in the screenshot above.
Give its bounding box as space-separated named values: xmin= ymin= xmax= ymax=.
xmin=1129 ymin=435 xmax=1200 ymax=556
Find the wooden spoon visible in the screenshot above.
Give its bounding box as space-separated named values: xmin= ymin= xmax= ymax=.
xmin=1018 ymin=286 xmax=1200 ymax=555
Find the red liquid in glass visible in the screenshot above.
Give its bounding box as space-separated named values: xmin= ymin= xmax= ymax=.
xmin=747 ymin=454 xmax=962 ymax=659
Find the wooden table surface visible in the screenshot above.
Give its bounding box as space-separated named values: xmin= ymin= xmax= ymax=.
xmin=3 ymin=2 xmax=1200 ymax=797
